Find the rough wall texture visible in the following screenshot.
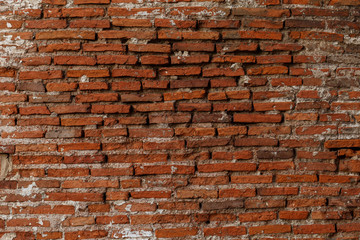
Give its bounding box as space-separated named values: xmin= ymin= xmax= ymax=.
xmin=0 ymin=0 xmax=360 ymax=239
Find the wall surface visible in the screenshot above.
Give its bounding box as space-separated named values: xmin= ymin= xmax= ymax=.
xmin=0 ymin=0 xmax=360 ymax=239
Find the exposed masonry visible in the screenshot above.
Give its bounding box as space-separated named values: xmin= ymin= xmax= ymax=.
xmin=0 ymin=0 xmax=360 ymax=239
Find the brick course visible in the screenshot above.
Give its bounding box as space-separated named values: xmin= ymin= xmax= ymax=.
xmin=0 ymin=0 xmax=360 ymax=238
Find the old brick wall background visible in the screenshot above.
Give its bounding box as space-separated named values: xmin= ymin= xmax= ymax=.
xmin=0 ymin=0 xmax=360 ymax=239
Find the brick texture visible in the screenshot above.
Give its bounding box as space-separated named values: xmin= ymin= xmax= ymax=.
xmin=0 ymin=0 xmax=359 ymax=238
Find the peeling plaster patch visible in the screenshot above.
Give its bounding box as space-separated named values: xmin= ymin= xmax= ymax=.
xmin=0 ymin=35 xmax=34 ymax=68
xmin=232 ymin=0 xmax=260 ymax=7
xmin=0 ymin=154 xmax=11 ymax=180
xmin=344 ymin=35 xmax=360 ymax=44
xmin=0 ymin=233 xmax=16 ymax=240
xmin=0 ymin=0 xmax=40 ymax=67
xmin=115 ymin=228 xmax=153 ymax=238
xmin=5 ymin=0 xmax=42 ymax=10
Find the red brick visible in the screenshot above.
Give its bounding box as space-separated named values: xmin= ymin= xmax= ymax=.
xmin=290 ymin=31 xmax=344 ymax=42
xmin=128 ymin=44 xmax=171 ymax=53
xmin=19 ymin=106 xmax=50 ymax=115
xmin=234 ymin=113 xmax=282 ymax=123
xmin=99 ymin=30 xmax=156 ymax=40
xmin=19 ymin=70 xmax=62 ymax=80
xmin=16 ymin=144 xmax=57 ymax=152
xmin=70 ymin=19 xmax=110 ymax=28
xmin=54 ymin=56 xmax=96 ymax=65
xmin=7 ymin=218 xmax=51 ymax=227
xmin=62 ymin=180 xmax=119 ymax=189
xmin=129 ymin=128 xmax=173 ymax=138
xmin=83 ymin=43 xmax=125 ymax=52
xmin=58 ymin=142 xmax=100 ymax=152
xmin=97 ymin=55 xmax=137 ymax=65
xmin=223 ymin=30 xmax=282 ymax=40
xmin=260 ymin=43 xmax=303 ymax=51
xmin=176 ymin=189 xmax=218 ymax=199
xmin=217 ymin=43 xmax=258 ymax=52
xmin=65 ymin=231 xmax=108 ymax=240
xmin=338 ymin=223 xmax=360 ymax=232
xmin=96 ymin=215 xmax=128 ymax=225
xmin=200 ymin=20 xmax=240 ymax=28
xmin=203 ymin=68 xmax=244 ymax=77
xmin=140 ymin=55 xmax=168 ymax=65
xmin=198 ymin=163 xmax=256 ymax=173
xmin=244 ymin=19 xmax=283 ymax=29
xmin=329 ymin=0 xmax=360 ymax=5
xmin=74 ymin=0 xmax=109 ymax=3
xmin=46 ymin=193 xmax=103 ymax=201
xmin=112 ymin=69 xmax=156 ymax=78
xmin=293 ymin=224 xmax=336 ymax=234
xmin=91 ymin=104 xmax=130 ymax=114
xmin=219 ymin=188 xmax=256 ymax=198
xmin=112 ymin=18 xmax=151 ymax=27
xmin=112 ymin=81 xmax=141 ymax=91
xmin=75 ymin=93 xmax=118 ymax=103
xmin=168 ymin=7 xmax=230 ymax=17
xmin=61 ymin=8 xmax=104 ymax=17
xmin=108 ymin=7 xmax=164 ymax=16
xmin=173 ymin=43 xmax=214 ymax=52
xmin=247 ymin=66 xmax=288 ymax=75
xmin=132 ymin=191 xmax=171 ymax=199
xmin=133 ymin=102 xmax=174 ymax=112
xmin=301 ymin=187 xmax=340 ymax=196
xmin=204 ymin=226 xmax=246 ymax=236
xmin=238 ymin=211 xmax=277 ymax=222
xmin=155 ymin=19 xmax=196 ymax=28
xmin=156 ymin=228 xmax=198 ymax=238
xmin=36 ymin=31 xmax=95 ymax=40
xmin=171 ymin=55 xmax=209 ymax=64
xmin=144 ymin=140 xmax=184 ymax=150
xmin=233 ymin=7 xmax=290 ymax=17
xmin=249 ymin=225 xmax=291 ymax=235
xmin=258 ymin=187 xmax=298 ymax=196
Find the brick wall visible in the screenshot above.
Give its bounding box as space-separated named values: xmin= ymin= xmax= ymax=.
xmin=0 ymin=0 xmax=360 ymax=239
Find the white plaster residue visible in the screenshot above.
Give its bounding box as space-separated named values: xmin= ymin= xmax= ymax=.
xmin=230 ymin=63 xmax=242 ymax=71
xmin=174 ymin=51 xmax=189 ymax=57
xmin=20 ymin=182 xmax=37 ymax=196
xmin=136 ymin=9 xmax=161 ymax=16
xmin=195 ymin=9 xmax=228 ymax=17
xmin=80 ymin=75 xmax=89 ymax=82
xmin=38 ymin=218 xmax=43 ymax=226
xmin=124 ymin=3 xmax=136 ymax=11
xmin=115 ymin=228 xmax=152 ymax=238
xmin=171 ymin=166 xmax=178 ymax=174
xmin=125 ymin=204 xmax=132 ymax=211
xmin=6 ymin=22 xmax=12 ymax=28
xmin=310 ymin=68 xmax=329 ymax=78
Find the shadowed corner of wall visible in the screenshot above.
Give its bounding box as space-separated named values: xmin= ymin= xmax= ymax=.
xmin=0 ymin=154 xmax=12 ymax=180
